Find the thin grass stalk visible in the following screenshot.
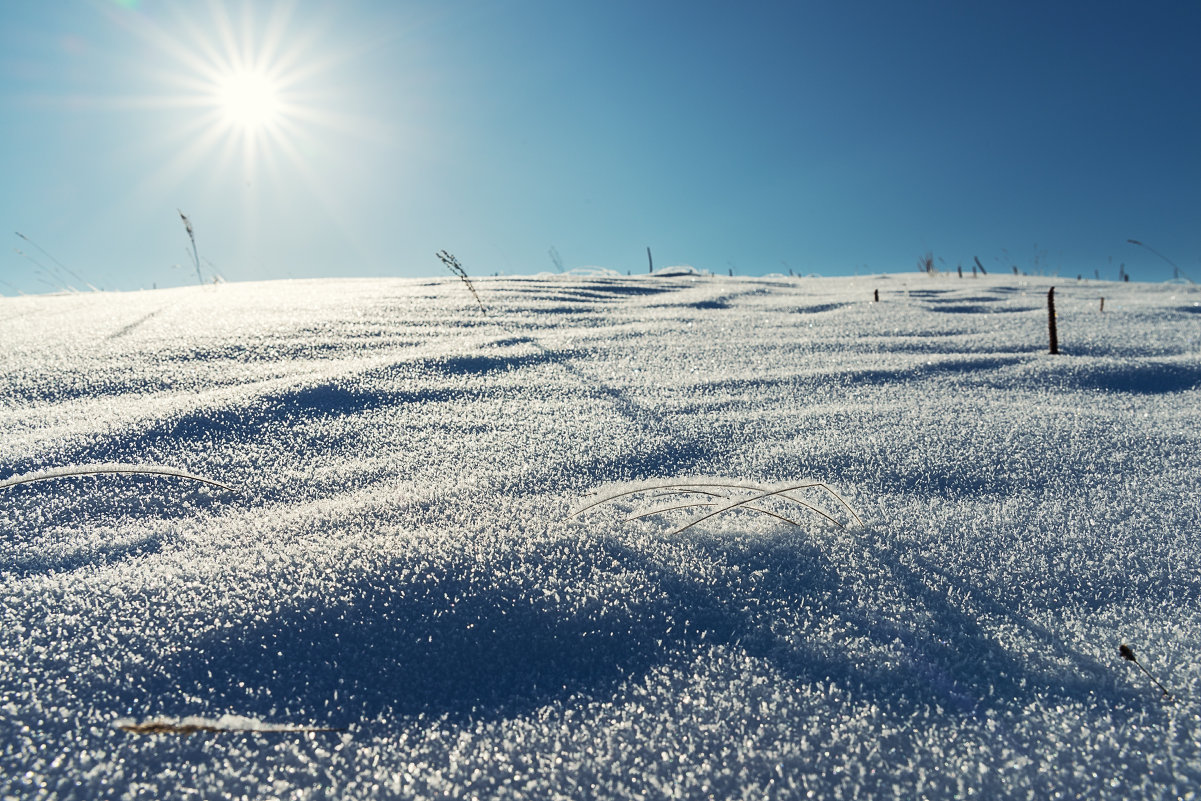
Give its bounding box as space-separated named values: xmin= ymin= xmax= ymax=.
xmin=572 ymin=479 xmax=862 ymax=529
xmin=0 ymin=464 xmax=237 ymax=494
xmin=573 ymin=479 xmax=837 ymax=518
xmin=14 ymin=248 xmax=70 ymax=292
xmin=573 ymin=479 xmax=814 ymax=514
xmin=665 ymin=480 xmax=863 ymax=527
xmin=665 ymin=483 xmax=847 ymax=536
xmin=118 ymin=720 xmax=345 ymax=735
xmin=436 ymin=250 xmax=487 ymax=315
xmin=640 ymin=487 xmax=813 ymax=527
xmin=625 ymin=501 xmax=805 ymax=528
xmin=1119 ymin=644 xmax=1171 ymax=699
xmin=178 ymin=209 xmax=202 ymax=285
xmin=15 ymin=231 xmax=94 ymax=290
xmin=1127 ymin=239 xmax=1194 ymax=283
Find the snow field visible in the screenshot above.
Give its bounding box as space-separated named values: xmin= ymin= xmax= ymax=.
xmin=2 ymin=272 xmax=1200 ymax=798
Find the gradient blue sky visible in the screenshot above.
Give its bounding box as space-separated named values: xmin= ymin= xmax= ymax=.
xmin=2 ymin=0 xmax=1198 ymax=294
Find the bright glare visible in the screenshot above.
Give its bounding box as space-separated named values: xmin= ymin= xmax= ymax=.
xmin=117 ymin=0 xmax=376 ymax=255
xmin=214 ymin=68 xmax=281 ymax=132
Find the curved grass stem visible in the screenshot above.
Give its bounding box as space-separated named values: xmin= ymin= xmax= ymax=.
xmin=0 ymin=464 xmax=238 ymax=494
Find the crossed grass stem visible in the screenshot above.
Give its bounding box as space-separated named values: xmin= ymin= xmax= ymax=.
xmin=571 ymin=479 xmax=863 ymax=537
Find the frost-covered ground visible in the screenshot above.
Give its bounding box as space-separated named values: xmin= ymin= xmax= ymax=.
xmin=3 ymin=272 xmax=1200 ymax=799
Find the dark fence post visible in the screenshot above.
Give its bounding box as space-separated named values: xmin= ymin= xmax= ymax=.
xmin=1048 ymin=287 xmax=1059 ymax=355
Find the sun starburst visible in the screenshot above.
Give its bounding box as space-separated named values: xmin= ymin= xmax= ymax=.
xmin=107 ymin=0 xmax=344 ymax=181
xmin=83 ymin=0 xmax=395 ymax=279
xmin=213 ymin=67 xmax=283 ymax=133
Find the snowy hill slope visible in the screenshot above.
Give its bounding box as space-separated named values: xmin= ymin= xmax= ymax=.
xmin=2 ymin=273 xmax=1200 ymax=798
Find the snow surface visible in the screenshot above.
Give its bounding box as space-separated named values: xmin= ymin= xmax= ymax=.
xmin=2 ymin=272 xmax=1200 ymax=799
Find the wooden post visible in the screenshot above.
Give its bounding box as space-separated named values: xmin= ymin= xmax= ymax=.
xmin=1048 ymin=287 xmax=1059 ymax=354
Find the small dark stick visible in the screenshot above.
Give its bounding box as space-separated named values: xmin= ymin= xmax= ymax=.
xmin=1047 ymin=287 xmax=1059 ymax=355
xmin=873 ymin=288 xmax=879 ymax=303
xmin=1100 ymin=297 xmax=1105 ymax=313
xmin=1120 ymin=644 xmax=1171 ymax=699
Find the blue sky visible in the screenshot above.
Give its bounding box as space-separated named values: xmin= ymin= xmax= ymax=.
xmin=1 ymin=0 xmax=1198 ymax=293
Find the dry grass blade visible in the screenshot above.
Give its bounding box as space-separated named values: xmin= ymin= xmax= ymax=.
xmin=662 ymin=481 xmax=863 ymax=529
xmin=571 ymin=477 xmax=862 ymax=534
xmin=178 ymin=208 xmax=203 ymax=285
xmin=666 ymin=483 xmax=845 ymax=536
xmin=630 ymin=487 xmax=808 ymax=527
xmin=436 ymin=249 xmax=487 ymax=315
xmin=625 ymin=501 xmax=805 ymax=528
xmin=0 ymin=464 xmax=238 ymax=494
xmin=117 ymin=718 xmax=345 ymax=735
xmin=574 ymin=479 xmax=811 ymax=516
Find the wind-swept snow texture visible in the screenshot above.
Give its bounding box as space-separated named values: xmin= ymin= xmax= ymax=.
xmin=3 ymin=273 xmax=1200 ymax=799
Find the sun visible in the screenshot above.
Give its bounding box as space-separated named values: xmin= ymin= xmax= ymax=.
xmin=213 ymin=67 xmax=282 ymax=133
xmin=109 ymin=0 xmax=388 ymax=262
xmin=119 ymin=1 xmax=328 ymax=156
